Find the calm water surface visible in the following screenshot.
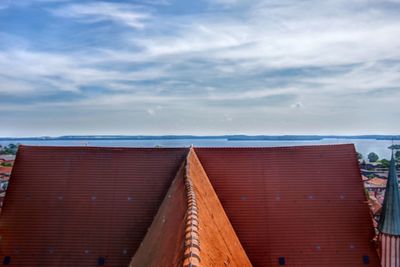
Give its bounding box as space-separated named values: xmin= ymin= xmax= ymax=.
xmin=0 ymin=138 xmax=395 ymax=159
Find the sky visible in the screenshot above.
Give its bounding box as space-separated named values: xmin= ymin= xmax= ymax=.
xmin=1 ymin=0 xmax=400 ymax=137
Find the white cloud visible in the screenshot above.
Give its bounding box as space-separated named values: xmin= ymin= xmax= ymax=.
xmin=0 ymin=49 xmax=167 ymax=95
xmin=2 ymin=0 xmax=400 ymax=135
xmin=49 ymin=2 xmax=152 ymax=29
xmin=130 ymin=0 xmax=400 ymax=72
xmin=299 ymin=62 xmax=400 ymax=94
xmin=207 ymin=87 xmax=296 ymax=101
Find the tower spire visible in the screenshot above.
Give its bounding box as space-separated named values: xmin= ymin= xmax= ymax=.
xmin=378 ymin=151 xmax=400 ymax=235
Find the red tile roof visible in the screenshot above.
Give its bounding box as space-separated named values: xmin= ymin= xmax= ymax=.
xmin=195 ymin=144 xmax=380 ymax=266
xmin=129 ymin=162 xmax=187 ymax=267
xmin=0 ymin=167 xmax=12 ymax=174
xmin=366 ymin=177 xmax=387 ymax=187
xmin=0 ymin=146 xmax=188 ymax=266
xmin=186 ymin=148 xmax=251 ymax=266
xmin=0 ymin=144 xmax=379 ymax=266
xmin=130 ymin=148 xmax=251 ymax=266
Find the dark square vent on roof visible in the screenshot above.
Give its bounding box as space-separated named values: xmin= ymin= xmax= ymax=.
xmin=2 ymin=256 xmax=10 ymax=265
xmin=363 ymin=255 xmax=369 ymax=264
xmin=98 ymin=256 xmax=106 ymax=266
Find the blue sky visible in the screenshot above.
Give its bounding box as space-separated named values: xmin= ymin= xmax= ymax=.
xmin=1 ymin=0 xmax=400 ymax=136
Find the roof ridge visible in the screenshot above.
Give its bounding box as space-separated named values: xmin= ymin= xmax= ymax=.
xmin=183 ymin=148 xmax=201 ymax=267
xmin=18 ymin=145 xmax=190 ymax=151
xmin=193 ymin=143 xmax=355 ymax=150
xmin=185 ymin=147 xmax=252 ymax=266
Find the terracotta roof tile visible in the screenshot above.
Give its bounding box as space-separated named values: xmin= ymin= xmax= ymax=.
xmin=186 ymin=148 xmax=251 ymax=266
xmin=366 ymin=177 xmax=387 ymax=187
xmin=129 ymin=162 xmax=187 ymax=267
xmin=195 ymin=144 xmax=380 ymax=266
xmin=0 ymin=146 xmax=188 ymax=266
xmin=0 ymin=167 xmax=12 ymax=174
xmin=130 ymin=148 xmax=251 ymax=266
xmin=0 ymin=144 xmax=380 ymax=266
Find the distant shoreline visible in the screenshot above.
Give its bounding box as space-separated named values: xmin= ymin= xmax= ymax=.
xmin=0 ymin=135 xmax=399 ymax=141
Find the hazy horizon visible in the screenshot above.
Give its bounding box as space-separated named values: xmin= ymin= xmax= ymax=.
xmin=2 ymin=134 xmax=400 ymax=139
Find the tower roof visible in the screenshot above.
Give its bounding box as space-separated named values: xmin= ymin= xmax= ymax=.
xmin=378 ymin=153 xmax=400 ymax=235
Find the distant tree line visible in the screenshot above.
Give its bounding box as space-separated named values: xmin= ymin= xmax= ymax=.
xmin=357 ymin=144 xmax=400 ymax=169
xmin=0 ymin=144 xmax=19 ymax=155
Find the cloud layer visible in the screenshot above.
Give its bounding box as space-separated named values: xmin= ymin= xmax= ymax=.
xmin=1 ymin=0 xmax=400 ymax=136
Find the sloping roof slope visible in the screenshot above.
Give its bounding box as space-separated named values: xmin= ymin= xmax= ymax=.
xmin=378 ymin=154 xmax=400 ymax=235
xmin=0 ymin=146 xmax=188 ymax=266
xmin=186 ymin=148 xmax=251 ymax=266
xmin=195 ymin=144 xmax=380 ymax=266
xmin=129 ymin=163 xmax=187 ymax=267
xmin=130 ymin=148 xmax=251 ymax=266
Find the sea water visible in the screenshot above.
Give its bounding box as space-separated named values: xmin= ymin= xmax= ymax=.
xmin=0 ymin=138 xmax=395 ymax=160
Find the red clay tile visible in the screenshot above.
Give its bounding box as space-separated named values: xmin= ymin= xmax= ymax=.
xmin=0 ymin=146 xmax=188 ymax=266
xmin=195 ymin=144 xmax=380 ymax=266
xmin=0 ymin=144 xmax=379 ymax=266
xmin=129 ymin=162 xmax=187 ymax=267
